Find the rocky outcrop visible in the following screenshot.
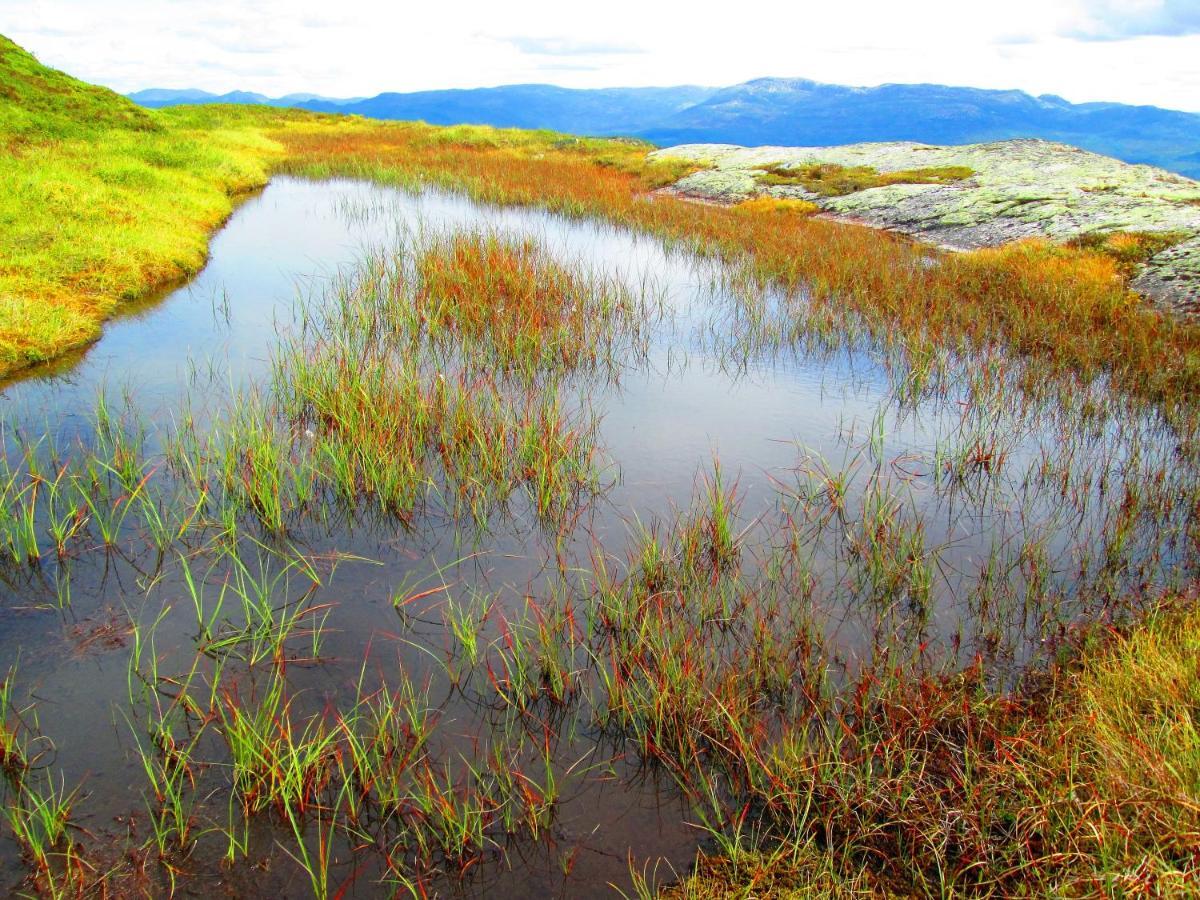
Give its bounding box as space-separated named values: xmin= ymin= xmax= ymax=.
xmin=651 ymin=139 xmax=1200 ymax=314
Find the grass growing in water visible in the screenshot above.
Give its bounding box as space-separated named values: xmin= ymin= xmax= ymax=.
xmin=4 ymin=30 xmax=1200 ymax=413
xmin=414 ymin=232 xmax=644 ymax=374
xmin=4 ymin=29 xmax=1200 ymax=900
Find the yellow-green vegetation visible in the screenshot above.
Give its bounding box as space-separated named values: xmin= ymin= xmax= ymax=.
xmin=0 ymin=34 xmax=153 ymax=141
xmin=0 ymin=35 xmax=298 ymax=375
xmin=1064 ymin=606 xmax=1200 ymax=884
xmin=755 ymin=161 xmax=975 ymax=195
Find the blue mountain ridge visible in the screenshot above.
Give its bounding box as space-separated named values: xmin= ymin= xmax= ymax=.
xmin=129 ymin=79 xmax=1200 ymax=179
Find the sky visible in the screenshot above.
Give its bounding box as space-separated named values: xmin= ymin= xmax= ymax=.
xmin=1 ymin=0 xmax=1198 ymax=111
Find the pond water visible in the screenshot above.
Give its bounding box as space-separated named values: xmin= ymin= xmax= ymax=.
xmin=1 ymin=177 xmax=1196 ymax=896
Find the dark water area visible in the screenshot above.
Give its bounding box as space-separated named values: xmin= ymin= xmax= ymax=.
xmin=1 ymin=177 xmax=1196 ymax=896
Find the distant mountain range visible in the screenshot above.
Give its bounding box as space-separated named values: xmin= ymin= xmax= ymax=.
xmin=128 ymin=88 xmax=364 ymax=108
xmin=130 ymin=79 xmax=1200 ymax=179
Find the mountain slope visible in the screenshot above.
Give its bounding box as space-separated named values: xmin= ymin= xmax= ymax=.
xmin=129 ymin=76 xmax=1200 ymax=178
xmin=128 ymin=84 xmax=717 ymax=133
xmin=129 ymin=88 xmax=376 ymax=108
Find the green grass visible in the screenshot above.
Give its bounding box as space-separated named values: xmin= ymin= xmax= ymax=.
xmin=0 ymin=35 xmax=155 ymax=142
xmin=0 ymin=36 xmax=318 ymax=376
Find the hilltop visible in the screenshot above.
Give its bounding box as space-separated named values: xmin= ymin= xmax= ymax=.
xmin=0 ymin=34 xmax=156 ymax=142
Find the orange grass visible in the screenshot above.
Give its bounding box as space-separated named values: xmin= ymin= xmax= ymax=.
xmin=413 ymin=232 xmax=628 ymax=372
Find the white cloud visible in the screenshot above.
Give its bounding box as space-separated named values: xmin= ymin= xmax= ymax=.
xmin=1067 ymin=0 xmax=1200 ymax=39
xmin=0 ymin=0 xmax=1196 ymax=110
xmin=500 ymin=36 xmax=645 ymax=57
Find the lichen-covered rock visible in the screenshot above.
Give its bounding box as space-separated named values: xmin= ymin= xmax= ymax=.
xmin=1131 ymin=235 xmax=1200 ymax=314
xmin=653 ymin=139 xmax=1200 ymax=313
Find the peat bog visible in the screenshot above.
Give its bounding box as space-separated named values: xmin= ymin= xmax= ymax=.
xmin=2 ymin=174 xmax=1200 ymax=897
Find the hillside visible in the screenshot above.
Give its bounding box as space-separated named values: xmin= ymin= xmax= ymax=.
xmin=0 ymin=35 xmax=285 ymax=377
xmin=0 ymin=34 xmax=157 ymax=142
xmin=127 ymin=76 xmax=1200 ymax=179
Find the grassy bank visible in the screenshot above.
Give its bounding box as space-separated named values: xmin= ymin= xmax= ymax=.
xmin=0 ymin=35 xmax=301 ymax=375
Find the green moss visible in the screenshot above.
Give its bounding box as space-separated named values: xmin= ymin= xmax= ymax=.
xmin=756 ymin=162 xmax=974 ymax=196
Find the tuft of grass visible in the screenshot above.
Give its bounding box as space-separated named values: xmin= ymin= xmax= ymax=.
xmin=734 ymin=196 xmax=821 ymax=216
xmin=755 ymin=162 xmax=975 ymax=196
xmin=413 ymin=231 xmax=643 ymax=374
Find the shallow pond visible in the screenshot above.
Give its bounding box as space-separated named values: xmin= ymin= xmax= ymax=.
xmin=1 ymin=177 xmax=1197 ymax=896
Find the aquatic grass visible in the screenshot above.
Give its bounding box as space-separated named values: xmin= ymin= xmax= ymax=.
xmin=129 ymin=717 xmax=205 ymax=859
xmin=216 ymin=672 xmax=340 ymax=817
xmin=0 ymin=661 xmax=31 ymax=778
xmin=1 ymin=454 xmax=43 ymax=565
xmin=267 ymin=246 xmax=614 ymax=530
xmin=277 ymin=124 xmax=1200 ymax=409
xmin=184 ymin=542 xmax=330 ymax=666
xmin=341 ymin=672 xmax=435 ymax=812
xmin=4 ymin=769 xmax=78 ymax=880
xmin=413 ymin=230 xmax=652 ymax=377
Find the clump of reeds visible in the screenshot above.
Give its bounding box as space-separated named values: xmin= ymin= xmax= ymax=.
xmin=414 ymin=231 xmax=645 ymax=375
